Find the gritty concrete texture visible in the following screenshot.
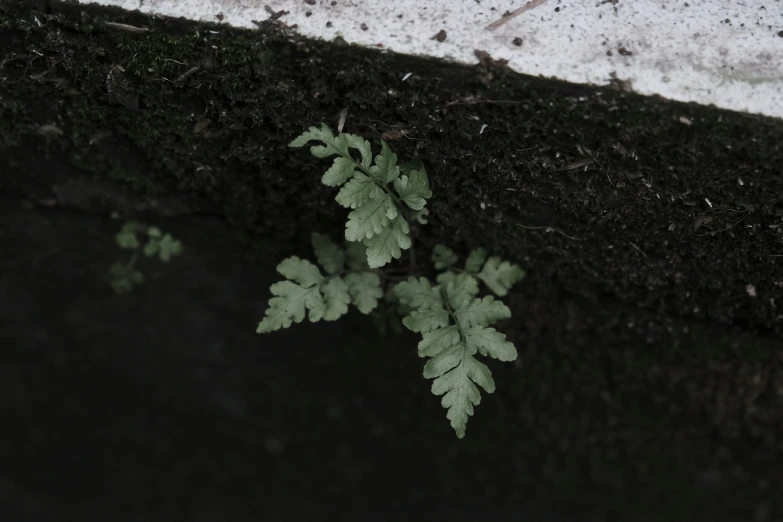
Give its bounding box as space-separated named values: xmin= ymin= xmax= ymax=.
xmin=69 ymin=0 xmax=783 ymax=119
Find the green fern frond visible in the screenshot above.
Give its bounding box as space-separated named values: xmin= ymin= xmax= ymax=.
xmin=393 ymin=168 xmax=432 ymax=211
xmin=432 ymin=244 xmax=458 ymax=270
xmin=143 ymin=229 xmax=183 ymax=262
xmin=115 ymin=221 xmax=140 ymax=250
xmin=369 ymin=141 xmax=400 ymax=183
xmin=394 ymin=273 xmax=518 ymax=438
xmin=288 ymin=124 xmax=432 ymax=268
xmin=432 ymin=245 xmax=525 ymax=297
xmin=363 ymin=215 xmax=411 ymax=268
xmin=257 ymin=234 xmax=383 ymax=333
xmin=464 ymin=247 xmax=488 ymax=273
xmin=477 ymin=256 xmax=526 ymax=296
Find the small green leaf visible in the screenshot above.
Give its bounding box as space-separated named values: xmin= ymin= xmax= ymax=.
xmin=143 ymin=241 xmax=159 ymax=258
xmin=335 ymin=173 xmax=383 ymax=209
xmin=111 ymin=278 xmax=134 ymax=295
xmin=311 ymin=233 xmax=345 ymax=275
xmin=290 ymin=125 xmax=371 ymax=169
xmin=430 ymin=355 xmax=495 ymax=439
xmin=464 ymin=248 xmax=488 ymax=273
xmin=432 ymin=244 xmax=458 ymax=270
xmin=344 ymin=272 xmax=383 ymax=314
xmin=462 ymin=355 xmax=495 ymax=395
xmin=129 ymin=270 xmax=144 ymax=284
xmin=394 ymin=277 xmax=442 ymax=310
xmin=478 ymin=256 xmax=526 ymax=296
xmin=322 ymin=157 xmax=357 ymax=187
xmin=109 ymin=262 xmax=144 ymax=294
xmin=289 ymin=123 xmax=334 ymax=148
xmin=368 ymin=141 xmax=400 ymax=183
xmin=307 ymin=130 xmax=363 ymax=164
xmin=156 ymin=235 xmax=183 ymax=262
xmin=402 ymin=307 xmax=450 ymax=333
xmin=464 ymin=326 xmax=517 ymax=361
xmin=444 ymin=274 xmax=479 ymax=309
xmin=392 ymin=169 xmax=431 ymax=211
xmin=142 ymin=229 xmax=182 ymax=262
xmin=454 ymin=296 xmax=511 ymax=329
xmin=115 ymin=221 xmax=139 ymax=250
xmin=321 ymin=277 xmax=351 ymax=321
xmin=418 ymin=326 xmax=460 ymax=357
xmin=257 ymin=280 xmax=325 ymax=332
xmin=436 ymin=271 xmax=455 ymax=285
xmin=363 ymin=215 xmax=411 ymax=268
xmin=289 ymin=124 xmax=355 ymax=162
xmin=276 ymin=257 xmax=324 ymax=287
xmin=345 ymin=193 xmax=397 ymax=242
xmin=423 ymin=343 xmax=463 ymax=379
xmin=342 ymin=133 xmax=372 ymax=169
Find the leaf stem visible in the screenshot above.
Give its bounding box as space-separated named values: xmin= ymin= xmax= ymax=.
xmin=440 ymin=285 xmax=467 ymax=344
xmin=126 ymin=249 xmax=139 ymax=270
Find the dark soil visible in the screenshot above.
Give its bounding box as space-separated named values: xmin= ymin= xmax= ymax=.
xmin=1 ymin=1 xmax=782 ymax=520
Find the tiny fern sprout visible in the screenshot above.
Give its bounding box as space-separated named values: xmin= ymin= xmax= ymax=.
xmin=109 ymin=220 xmax=183 ymax=294
xmin=288 ymin=123 xmax=432 ymax=268
xmin=258 ymin=126 xmax=526 ymax=439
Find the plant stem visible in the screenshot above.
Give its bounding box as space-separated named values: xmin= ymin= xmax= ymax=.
xmin=126 ymin=249 xmax=139 ymax=270
xmin=441 ymin=286 xmax=467 ymax=344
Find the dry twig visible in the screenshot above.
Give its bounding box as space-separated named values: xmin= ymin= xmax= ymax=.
xmin=486 ymin=0 xmax=550 ymax=31
xmin=104 ymin=22 xmax=148 ymax=33
xmin=517 ymin=223 xmax=582 ymax=241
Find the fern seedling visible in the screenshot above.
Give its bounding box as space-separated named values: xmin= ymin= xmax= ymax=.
xmin=259 ymin=127 xmax=526 ymax=438
xmin=289 ymin=123 xmax=432 ymax=268
xmin=108 ymin=220 xmax=183 ymax=294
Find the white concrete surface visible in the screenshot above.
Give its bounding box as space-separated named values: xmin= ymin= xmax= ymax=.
xmin=79 ymin=0 xmax=783 ymax=118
